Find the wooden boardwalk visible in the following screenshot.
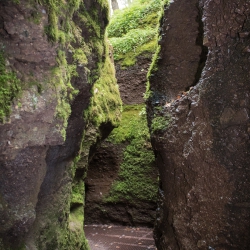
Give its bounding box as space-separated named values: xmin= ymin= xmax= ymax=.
xmin=85 ymin=225 xmax=157 ymax=250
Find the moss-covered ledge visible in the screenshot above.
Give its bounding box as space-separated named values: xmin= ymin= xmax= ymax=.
xmin=107 ymin=0 xmax=165 ymax=68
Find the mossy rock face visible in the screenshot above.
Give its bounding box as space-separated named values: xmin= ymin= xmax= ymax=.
xmin=107 ymin=0 xmax=164 ymax=67
xmin=105 ymin=105 xmax=158 ymax=204
xmin=85 ymin=105 xmax=158 ymax=227
xmin=83 ymin=0 xmax=164 ymax=227
xmin=0 ymin=51 xmax=21 ymax=123
xmin=0 ymin=0 xmax=121 ymax=249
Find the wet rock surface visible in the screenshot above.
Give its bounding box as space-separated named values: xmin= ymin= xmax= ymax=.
xmin=148 ymin=0 xmax=250 ymax=249
xmin=85 ymin=224 xmax=156 ymax=250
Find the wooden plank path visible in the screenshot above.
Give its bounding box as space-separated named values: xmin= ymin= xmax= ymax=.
xmin=85 ymin=225 xmax=157 ymax=250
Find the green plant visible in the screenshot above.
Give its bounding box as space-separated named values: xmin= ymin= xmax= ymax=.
xmin=109 ymin=28 xmax=156 ymax=60
xmin=0 ymin=51 xmax=21 ymax=122
xmin=108 ymin=0 xmax=162 ymax=37
xmin=151 ymin=115 xmax=171 ymax=133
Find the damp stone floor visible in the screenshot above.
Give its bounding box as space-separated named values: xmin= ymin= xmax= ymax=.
xmin=85 ymin=224 xmax=157 ymax=250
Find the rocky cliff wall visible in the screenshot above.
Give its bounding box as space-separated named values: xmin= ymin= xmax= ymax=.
xmin=147 ymin=0 xmax=250 ymax=249
xmin=0 ymin=0 xmax=121 ymax=249
xmin=84 ymin=0 xmax=161 ymax=228
xmin=84 ymin=105 xmax=158 ymax=227
xmin=83 ymin=54 xmax=158 ymax=229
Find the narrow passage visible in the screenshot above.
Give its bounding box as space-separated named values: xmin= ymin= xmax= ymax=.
xmin=85 ymin=225 xmax=156 ymax=250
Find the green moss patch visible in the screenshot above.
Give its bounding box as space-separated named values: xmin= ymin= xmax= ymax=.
xmin=104 ymin=104 xmax=158 ymax=203
xmin=0 ymin=51 xmax=21 ymax=122
xmin=85 ymin=45 xmax=122 ymax=127
xmin=41 ymin=0 xmax=82 ymax=43
xmin=108 ymin=0 xmax=162 ymax=37
xmin=109 ymin=28 xmax=157 ymax=62
xmin=107 ymin=105 xmax=145 ymax=143
xmin=145 ymin=1 xmax=169 ymax=100
xmin=68 ymin=206 xmax=90 ymax=250
xmin=40 ymin=0 xmax=121 ymax=138
xmin=151 ymin=114 xmax=171 ymax=133
xmin=71 ymin=180 xmax=85 ymax=205
xmin=107 ymin=0 xmax=164 ymax=67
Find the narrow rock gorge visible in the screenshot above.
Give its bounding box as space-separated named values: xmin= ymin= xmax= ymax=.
xmin=84 ymin=0 xmax=161 ymax=227
xmin=84 ymin=57 xmax=158 ymax=227
xmin=0 ymin=0 xmax=250 ymax=249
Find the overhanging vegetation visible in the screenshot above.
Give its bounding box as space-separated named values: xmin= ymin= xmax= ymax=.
xmin=107 ymin=0 xmax=164 ymax=67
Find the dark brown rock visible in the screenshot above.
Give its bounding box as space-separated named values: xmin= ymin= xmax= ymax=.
xmin=0 ymin=1 xmax=62 ymax=247
xmin=148 ymin=0 xmax=250 ymax=249
xmin=85 ymin=143 xmax=123 ymax=205
xmin=116 ymin=56 xmax=151 ymax=105
xmin=148 ymin=0 xmax=204 ymax=102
